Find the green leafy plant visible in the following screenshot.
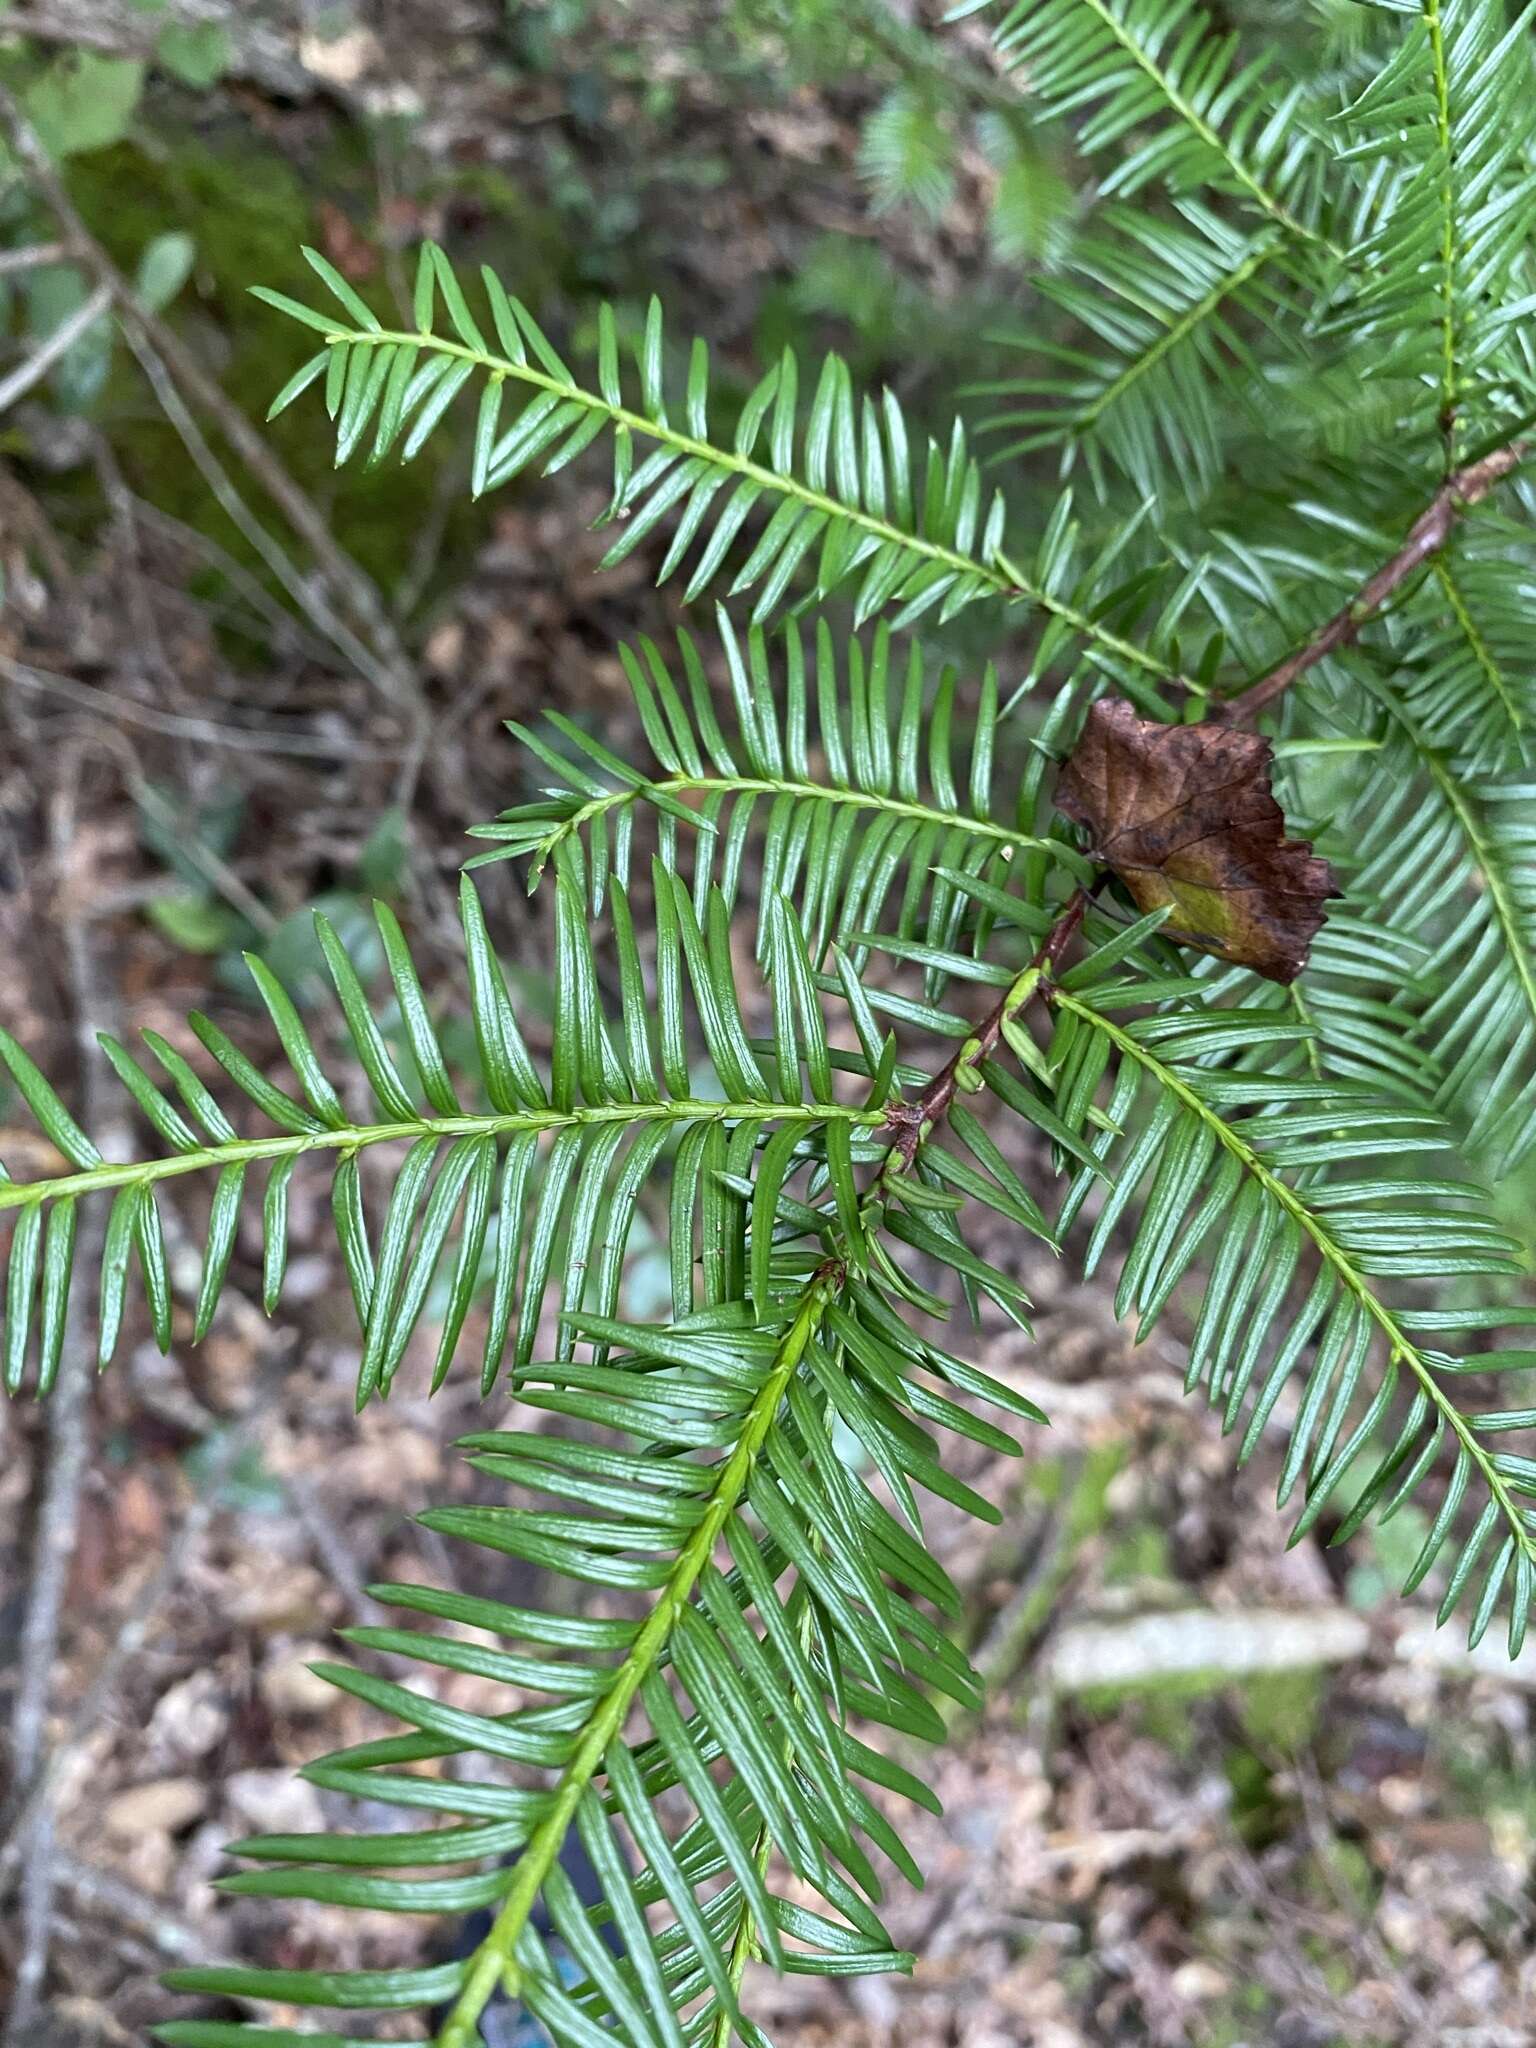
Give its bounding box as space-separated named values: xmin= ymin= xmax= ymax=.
xmin=5 ymin=1 xmax=1536 ymax=2041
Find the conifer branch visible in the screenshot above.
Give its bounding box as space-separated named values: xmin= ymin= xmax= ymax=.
xmin=16 ymin=8 xmax=1536 ymax=2034
xmin=1069 ymin=0 xmax=1329 ymax=248
xmin=0 ymin=1099 xmax=882 ymax=1216
xmin=1223 ymin=440 xmax=1528 ymax=722
xmin=1051 ymin=984 xmax=1536 ymax=1606
xmin=434 ymin=1271 xmax=841 ymax=2048
xmin=881 ymin=887 xmax=1091 ymax=1167
xmin=1424 ymin=0 xmax=1460 ymax=448
xmin=1431 ymin=558 xmax=1525 ymax=747
xmin=253 ymin=247 xmax=1193 ymax=701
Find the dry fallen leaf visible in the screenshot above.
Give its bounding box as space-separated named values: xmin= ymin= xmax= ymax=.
xmin=316 ymin=199 xmax=377 ymax=284
xmin=1055 ymin=697 xmax=1336 ymax=984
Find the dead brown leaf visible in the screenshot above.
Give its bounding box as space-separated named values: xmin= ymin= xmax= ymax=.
xmin=1055 ymin=697 xmax=1337 ymax=983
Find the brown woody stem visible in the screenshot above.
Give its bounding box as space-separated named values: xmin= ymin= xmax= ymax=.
xmin=879 ymin=887 xmax=1091 ymax=1175
xmin=1219 ymin=440 xmax=1527 ymax=725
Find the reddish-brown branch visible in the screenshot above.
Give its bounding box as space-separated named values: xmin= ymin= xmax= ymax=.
xmin=1219 ymin=441 xmax=1527 ymax=726
xmin=882 ymin=886 xmax=1090 ymax=1171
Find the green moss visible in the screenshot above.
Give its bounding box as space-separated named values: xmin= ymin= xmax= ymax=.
xmin=1103 ymin=1520 xmax=1173 ymax=1587
xmin=1238 ymin=1668 xmax=1324 ymax=1753
xmin=1074 ymin=1665 xmax=1227 ymax=1715
xmin=1224 ymin=1743 xmax=1289 ymax=1846
xmin=1028 ymin=1454 xmax=1067 ymax=1507
xmin=50 ymin=126 xmax=540 ymax=601
xmin=1131 ymin=1686 xmax=1201 ymax=1758
xmin=66 ymin=124 xmax=318 ymax=349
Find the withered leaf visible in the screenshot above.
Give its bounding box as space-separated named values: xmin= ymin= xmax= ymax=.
xmin=1054 ymin=697 xmax=1337 ymax=984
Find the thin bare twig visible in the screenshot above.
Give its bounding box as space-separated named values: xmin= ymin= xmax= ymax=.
xmin=883 ymin=886 xmax=1091 ymax=1167
xmin=52 ymin=717 xmax=283 ymax=955
xmin=4 ymin=751 xmax=132 ymax=2043
xmin=283 ymin=1472 xmax=387 ymax=1630
xmin=0 ymin=239 xmax=68 ymax=276
xmin=135 ymin=781 xmax=282 ymax=940
xmin=90 ymin=430 xmax=171 ymax=684
xmin=3 ymin=656 xmax=405 ymax=761
xmin=0 ymin=83 xmax=421 ymax=731
xmin=128 ymin=495 xmax=339 ymax=666
xmin=0 ymin=1339 xmax=293 ymax=1891
xmin=1221 ymin=441 xmax=1528 ymax=724
xmin=116 ymin=320 xmax=407 ymax=706
xmin=0 ymin=282 xmax=109 ymax=414
xmin=52 ymin=1854 xmax=217 ymax=1964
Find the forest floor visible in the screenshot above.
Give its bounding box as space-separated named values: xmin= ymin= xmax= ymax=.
xmin=1 ymin=6 xmax=1534 ymax=2045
